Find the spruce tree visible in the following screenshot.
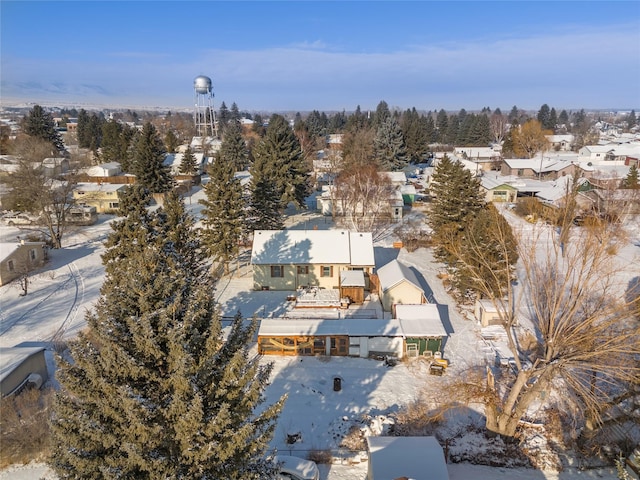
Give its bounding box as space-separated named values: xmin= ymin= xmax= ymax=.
xmin=199 ymin=155 xmax=245 ymax=273
xmin=130 ymin=122 xmax=174 ymax=193
xmin=400 ymin=108 xmax=430 ymax=163
xmin=22 ymin=104 xmax=65 ymax=152
xmin=179 ymin=145 xmax=198 ymax=175
xmin=428 ymin=154 xmax=485 ymax=262
xmin=374 ymin=115 xmax=407 ymax=171
xmin=454 ymin=203 xmax=518 ymax=297
xmin=247 ymin=151 xmax=285 ymax=232
xmin=622 ymin=164 xmax=640 ymax=189
xmin=251 ymin=114 xmax=310 ymax=210
xmin=49 ymin=188 xmax=284 ymax=479
xmin=219 ymin=121 xmax=249 ymax=171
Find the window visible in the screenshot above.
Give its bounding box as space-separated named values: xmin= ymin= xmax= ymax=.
xmin=321 ymin=266 xmax=333 ymax=277
xmin=270 ymin=265 xmax=284 ymax=278
xmin=7 ymin=260 xmax=14 ymax=272
xmin=297 ymin=266 xmax=309 ymax=275
xmin=109 ymin=202 xmax=119 ymax=209
xmin=30 ymin=249 xmax=37 ymax=261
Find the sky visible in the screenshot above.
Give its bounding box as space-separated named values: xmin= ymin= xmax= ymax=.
xmin=1 ymin=1 xmax=640 ymax=113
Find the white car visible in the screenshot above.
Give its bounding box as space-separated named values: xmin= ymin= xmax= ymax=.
xmin=274 ymin=455 xmax=320 ymax=480
xmin=2 ymin=213 xmax=36 ymax=226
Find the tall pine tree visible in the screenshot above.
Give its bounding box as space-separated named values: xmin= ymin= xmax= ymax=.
xmin=374 ymin=115 xmax=407 ymax=171
xmin=199 ymin=154 xmax=245 ymax=274
xmin=179 ymin=145 xmax=198 ymax=175
xmin=219 ymin=121 xmax=249 ymax=171
xmin=22 ymin=104 xmax=65 ymax=153
xmin=428 ymin=154 xmax=485 ymax=262
xmin=50 ymin=188 xmax=285 ymax=479
xmin=251 ymin=114 xmax=310 ymax=210
xmin=130 ymin=122 xmax=174 ymax=193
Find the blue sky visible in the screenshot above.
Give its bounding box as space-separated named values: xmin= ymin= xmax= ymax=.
xmin=2 ymin=1 xmax=639 ymax=113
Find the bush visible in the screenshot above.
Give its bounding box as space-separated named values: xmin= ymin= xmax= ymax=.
xmin=0 ymin=387 xmax=53 ymax=468
xmin=307 ymin=449 xmax=332 ymax=464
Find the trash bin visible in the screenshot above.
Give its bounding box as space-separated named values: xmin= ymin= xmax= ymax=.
xmin=333 ymin=376 xmax=342 ymax=392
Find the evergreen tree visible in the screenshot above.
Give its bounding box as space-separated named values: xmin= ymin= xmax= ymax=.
xmin=219 ymin=121 xmax=249 ymax=171
xmin=199 ymin=155 xmax=245 ymax=273
xmin=22 ymin=104 xmax=65 ymax=152
xmin=372 ymin=100 xmax=391 ymax=129
xmin=230 ymin=102 xmax=241 ymax=123
xmin=627 ymin=110 xmax=637 ymax=129
xmin=428 ymin=154 xmax=485 ymax=262
xmin=436 ymin=109 xmax=449 ymax=143
xmin=374 ymin=115 xmax=407 ymax=171
xmin=622 ymin=164 xmax=640 ymax=189
xmin=218 ymin=101 xmax=230 ymax=136
xmin=164 ymin=130 xmax=179 ymax=153
xmin=454 ymin=203 xmax=518 ymax=297
xmin=400 ymin=108 xmax=430 ymax=163
xmin=247 ymin=158 xmax=285 ymax=232
xmin=101 ymin=119 xmax=134 ymax=166
xmin=50 ymin=188 xmax=284 ymax=479
xmin=508 ymin=105 xmax=520 ymax=125
xmin=549 ymin=108 xmax=558 ymax=132
xmin=558 ymin=109 xmax=569 ymax=127
xmin=468 ymin=114 xmax=491 ymax=146
xmin=131 ymin=122 xmax=173 ymax=193
xmin=537 ymin=104 xmax=552 ymax=130
xmin=345 ymin=105 xmax=369 ymax=132
xmin=179 ymin=145 xmax=198 ymax=175
xmin=251 ymin=114 xmax=310 ymax=209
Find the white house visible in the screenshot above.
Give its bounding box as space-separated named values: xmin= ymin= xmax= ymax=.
xmin=376 ymin=259 xmax=426 ymax=312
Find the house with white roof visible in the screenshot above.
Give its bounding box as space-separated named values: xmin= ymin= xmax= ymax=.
xmin=546 ymin=134 xmax=575 ymax=151
xmin=500 ymin=156 xmax=584 ymax=180
xmin=0 ymin=239 xmax=46 ymax=287
xmin=73 ymin=182 xmax=128 ymax=213
xmin=163 ymin=151 xmax=207 ymax=175
xmin=250 ymin=229 xmax=375 ymax=291
xmin=376 ymin=259 xmax=426 ymax=312
xmin=453 ymin=146 xmax=502 ymax=171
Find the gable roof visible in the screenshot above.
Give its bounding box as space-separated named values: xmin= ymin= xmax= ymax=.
xmin=377 ymin=259 xmax=423 ymax=293
xmin=251 ymin=230 xmax=374 ymax=266
xmin=395 ymin=304 xmax=447 ymax=337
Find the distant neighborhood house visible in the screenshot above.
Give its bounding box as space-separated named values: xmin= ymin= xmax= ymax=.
xmin=0 ymin=239 xmax=46 ymax=286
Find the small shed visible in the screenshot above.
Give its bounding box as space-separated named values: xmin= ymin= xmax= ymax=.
xmin=340 ymin=270 xmax=365 ymax=304
xmin=0 ymin=346 xmax=49 ymax=397
xmin=396 ymin=304 xmax=448 ymax=357
xmin=366 ymin=436 xmax=449 ymax=480
xmin=474 ymin=299 xmax=502 ymax=327
xmin=377 ymin=259 xmax=426 ymax=312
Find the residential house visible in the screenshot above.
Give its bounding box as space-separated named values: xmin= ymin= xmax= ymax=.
xmin=42 ymin=157 xmax=69 ymax=177
xmin=376 ymin=259 xmax=426 ymax=312
xmin=0 ymin=239 xmax=46 ymax=286
xmin=546 ymin=134 xmax=575 ymax=152
xmin=86 ymin=162 xmax=121 ymax=178
xmin=479 ymin=175 xmax=519 ymax=203
xmin=453 ymin=146 xmax=502 ymax=171
xmin=475 ymin=299 xmax=502 ymax=327
xmin=163 ymin=151 xmax=207 ymax=175
xmin=251 ymin=229 xmax=375 ymax=291
xmin=73 ymin=182 xmax=128 ymax=213
xmin=500 ymin=156 xmax=584 ymax=180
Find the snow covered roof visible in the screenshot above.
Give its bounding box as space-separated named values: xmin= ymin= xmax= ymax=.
xmin=395 ymin=304 xmax=447 ymax=337
xmin=74 ymin=182 xmax=128 ymax=193
xmin=366 ymin=436 xmax=449 ymax=480
xmin=251 ymin=230 xmax=374 ymax=267
xmin=377 ymin=259 xmax=423 ymax=293
xmin=258 ymin=318 xmax=403 ymax=337
xmin=383 ymin=171 xmax=407 ymax=184
xmin=0 ymin=346 xmax=46 ymax=384
xmin=340 ymin=270 xmax=365 ymax=287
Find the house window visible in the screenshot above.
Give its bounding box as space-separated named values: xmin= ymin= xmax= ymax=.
xmin=517 ymin=169 xmax=524 ymax=176
xmin=270 ymin=265 xmax=284 ymax=278
xmin=109 ymin=202 xmax=119 ymax=209
xmin=7 ymin=260 xmax=14 ymax=272
xmin=297 ymin=266 xmax=309 ymax=275
xmin=29 ymin=249 xmax=37 ymax=261
xmin=321 ymin=266 xmax=333 ymax=277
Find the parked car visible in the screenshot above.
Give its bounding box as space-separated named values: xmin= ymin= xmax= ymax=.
xmin=274 ymin=455 xmax=319 ymax=480
xmin=2 ymin=212 xmax=36 ymax=226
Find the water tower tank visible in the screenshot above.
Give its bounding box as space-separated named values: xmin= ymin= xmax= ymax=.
xmin=194 ymin=75 xmax=212 ymax=94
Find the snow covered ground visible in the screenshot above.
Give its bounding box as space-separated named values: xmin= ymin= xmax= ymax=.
xmin=1 ymin=187 xmax=637 ymax=479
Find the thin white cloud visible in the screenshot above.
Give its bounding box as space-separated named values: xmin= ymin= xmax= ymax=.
xmin=2 ymin=23 xmax=638 ymax=111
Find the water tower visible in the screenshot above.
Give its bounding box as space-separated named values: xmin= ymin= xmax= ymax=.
xmin=193 ymin=75 xmax=218 ymax=138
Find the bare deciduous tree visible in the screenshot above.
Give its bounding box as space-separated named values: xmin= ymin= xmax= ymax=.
xmin=441 ymin=216 xmax=640 ymax=438
xmin=331 ymin=164 xmax=395 ymax=234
